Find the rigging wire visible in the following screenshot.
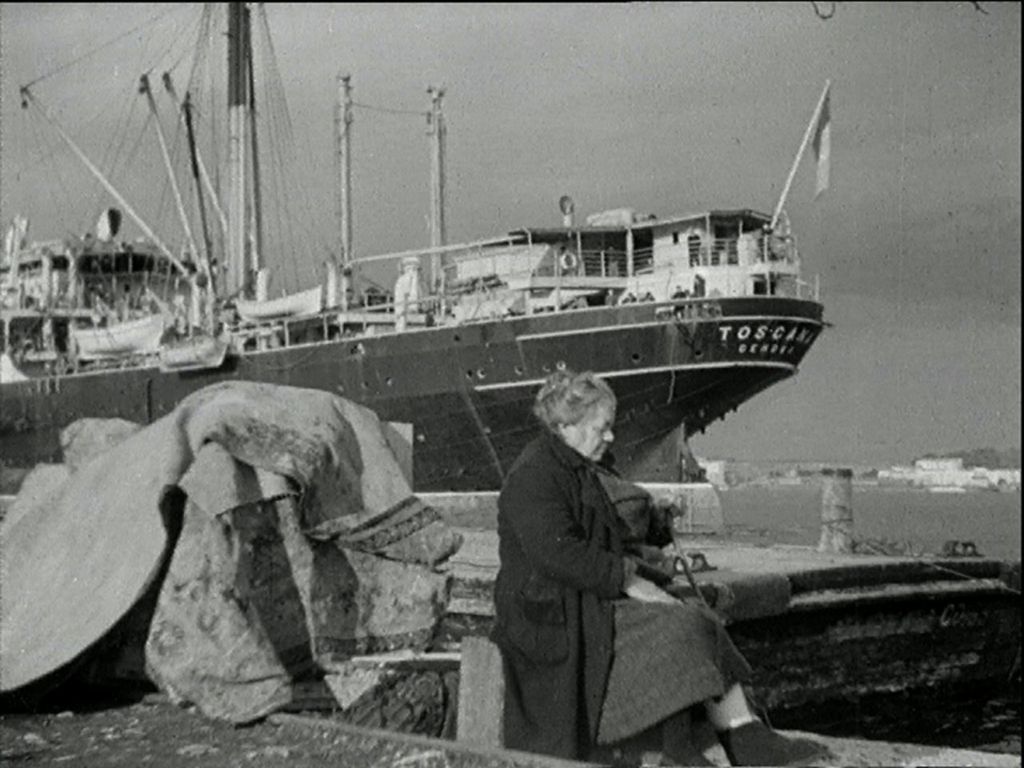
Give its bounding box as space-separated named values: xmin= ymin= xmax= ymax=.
xmin=255 ymin=7 xmax=300 ymax=292
xmin=89 ymin=80 xmax=144 ymax=232
xmin=254 ymin=4 xmax=331 ymax=293
xmin=184 ymin=5 xmax=217 ymax=97
xmin=18 ymin=7 xmax=203 ymax=243
xmin=179 ymin=3 xmax=229 ymax=275
xmin=20 ymin=4 xmax=188 ymax=90
xmin=146 ymin=8 xmax=203 ymax=83
xmin=351 ymin=101 xmax=428 ymax=118
xmin=35 ymin=115 xmax=78 ymax=237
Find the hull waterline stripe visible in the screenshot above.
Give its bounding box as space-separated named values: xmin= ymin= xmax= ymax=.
xmin=473 ymin=360 xmax=796 ymax=392
xmin=515 ymin=315 xmax=824 ymax=342
xmin=0 ymin=317 xmax=816 ymax=386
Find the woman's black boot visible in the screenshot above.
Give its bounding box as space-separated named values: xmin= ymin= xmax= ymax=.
xmin=719 ymin=720 xmax=828 ymax=766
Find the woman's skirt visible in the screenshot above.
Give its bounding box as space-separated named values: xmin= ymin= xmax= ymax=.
xmin=596 ymin=598 xmax=752 ymax=745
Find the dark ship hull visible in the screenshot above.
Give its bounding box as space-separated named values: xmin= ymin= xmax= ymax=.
xmin=1 ymin=295 xmax=823 ymax=491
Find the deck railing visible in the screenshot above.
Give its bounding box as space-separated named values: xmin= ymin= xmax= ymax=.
xmin=232 ymin=232 xmax=815 ymax=342
xmin=575 ymin=247 xmax=654 ymax=277
xmin=684 ymin=235 xmax=798 ymax=268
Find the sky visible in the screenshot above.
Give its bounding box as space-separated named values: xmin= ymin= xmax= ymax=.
xmin=0 ymin=2 xmax=1020 ymax=466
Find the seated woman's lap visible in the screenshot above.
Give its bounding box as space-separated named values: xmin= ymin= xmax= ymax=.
xmin=596 ymin=599 xmax=752 ymax=745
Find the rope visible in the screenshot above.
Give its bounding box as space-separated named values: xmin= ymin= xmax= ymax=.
xmin=855 ymin=539 xmax=1021 ymax=595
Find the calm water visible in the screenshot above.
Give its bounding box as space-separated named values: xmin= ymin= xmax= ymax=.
xmin=721 ymin=483 xmax=1021 ymax=754
xmin=719 ymin=484 xmax=1021 ymax=561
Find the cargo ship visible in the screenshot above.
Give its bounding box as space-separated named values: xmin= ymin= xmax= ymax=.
xmin=0 ymin=4 xmax=826 ymax=491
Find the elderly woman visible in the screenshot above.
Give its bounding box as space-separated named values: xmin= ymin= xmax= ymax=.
xmin=491 ymin=370 xmax=826 ymax=766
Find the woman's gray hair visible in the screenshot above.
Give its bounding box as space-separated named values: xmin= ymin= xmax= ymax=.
xmin=533 ymin=369 xmax=616 ymax=431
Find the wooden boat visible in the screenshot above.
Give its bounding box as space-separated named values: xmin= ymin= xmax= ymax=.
xmin=235 ymin=285 xmax=323 ymax=323
xmin=158 ymin=335 xmax=230 ymax=373
xmin=70 ymin=313 xmax=166 ymax=361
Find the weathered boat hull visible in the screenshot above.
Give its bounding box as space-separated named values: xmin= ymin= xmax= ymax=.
xmin=730 ymin=563 xmax=1022 ymax=713
xmin=0 ymin=296 xmax=823 ymax=491
xmin=437 ymin=550 xmax=1021 ymax=738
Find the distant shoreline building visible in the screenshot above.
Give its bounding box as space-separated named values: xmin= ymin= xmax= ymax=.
xmin=697 ymin=459 xmax=728 ymax=488
xmin=878 ymin=458 xmax=1021 ymax=491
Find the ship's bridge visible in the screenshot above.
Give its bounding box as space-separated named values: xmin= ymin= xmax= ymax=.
xmin=507 ymin=208 xmax=815 ymax=305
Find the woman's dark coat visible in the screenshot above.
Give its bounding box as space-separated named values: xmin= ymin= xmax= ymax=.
xmin=491 ymin=430 xmax=656 ymax=759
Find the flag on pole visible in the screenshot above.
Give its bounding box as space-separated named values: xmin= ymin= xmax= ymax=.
xmin=812 ymin=86 xmax=831 ymax=197
xmin=770 ymin=80 xmax=832 ymax=229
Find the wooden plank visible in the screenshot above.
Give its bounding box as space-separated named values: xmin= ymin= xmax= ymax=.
xmin=456 ymin=635 xmax=505 ymax=749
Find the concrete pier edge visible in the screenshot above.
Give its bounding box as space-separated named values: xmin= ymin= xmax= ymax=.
xmin=270 ymin=712 xmax=1020 ymax=767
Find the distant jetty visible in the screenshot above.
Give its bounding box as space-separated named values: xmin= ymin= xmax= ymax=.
xmin=694 ymin=456 xmax=1021 ymax=492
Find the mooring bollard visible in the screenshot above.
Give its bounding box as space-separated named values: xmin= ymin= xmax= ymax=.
xmin=818 ymin=468 xmax=853 ymax=553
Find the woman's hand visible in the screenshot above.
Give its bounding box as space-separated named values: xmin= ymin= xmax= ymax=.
xmin=624 ymin=573 xmax=678 ymax=604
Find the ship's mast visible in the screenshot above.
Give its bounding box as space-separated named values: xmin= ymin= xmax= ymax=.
xmin=162 ymin=73 xmax=229 ymax=265
xmin=427 ymin=85 xmax=446 ymax=291
xmin=226 ymin=1 xmax=250 ymax=298
xmin=180 ymin=90 xmax=215 ymax=287
xmin=336 ymin=73 xmax=353 ymax=267
xmin=246 ymin=9 xmax=264 ymax=295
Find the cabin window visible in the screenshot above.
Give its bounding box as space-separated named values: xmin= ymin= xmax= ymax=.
xmin=687 ymin=234 xmax=701 ymax=267
xmin=727 ymin=241 xmax=739 ymax=266
xmin=672 ymin=231 xmax=680 ymax=245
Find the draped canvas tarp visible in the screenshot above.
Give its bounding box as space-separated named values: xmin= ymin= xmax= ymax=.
xmin=1 ymin=381 xmax=460 ymax=722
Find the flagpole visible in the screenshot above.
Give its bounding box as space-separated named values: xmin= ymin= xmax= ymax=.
xmin=770 ymin=80 xmax=831 ymax=230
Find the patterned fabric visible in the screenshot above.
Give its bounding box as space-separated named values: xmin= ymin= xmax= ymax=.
xmin=596 ymin=598 xmax=753 ymax=745
xmin=306 ymin=494 xmax=463 ymax=567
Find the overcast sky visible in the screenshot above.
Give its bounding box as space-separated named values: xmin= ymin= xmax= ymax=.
xmin=1 ymin=3 xmax=1020 ymax=464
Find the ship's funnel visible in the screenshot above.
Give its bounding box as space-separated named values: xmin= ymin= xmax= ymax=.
xmin=559 ymin=195 xmax=575 ymax=227
xmin=96 ymin=208 xmax=122 ymax=241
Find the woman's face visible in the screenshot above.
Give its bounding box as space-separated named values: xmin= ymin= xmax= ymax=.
xmin=558 ymin=402 xmax=615 ymax=461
